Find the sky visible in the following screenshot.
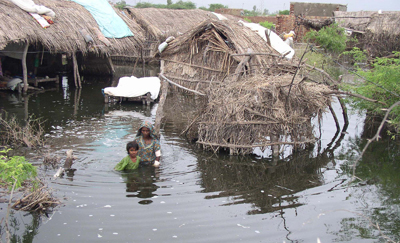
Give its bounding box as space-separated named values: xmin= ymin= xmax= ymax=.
xmin=122 ymin=0 xmax=400 ymax=13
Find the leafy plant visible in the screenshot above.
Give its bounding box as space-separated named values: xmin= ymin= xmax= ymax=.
xmin=304 ymin=23 xmax=347 ymax=53
xmin=340 ymin=47 xmax=368 ymax=66
xmin=343 ymin=52 xmax=400 ymax=132
xmin=243 ymin=18 xmax=251 ymax=23
xmin=0 ymin=148 xmax=37 ymax=190
xmin=259 ymin=21 xmax=275 ymax=29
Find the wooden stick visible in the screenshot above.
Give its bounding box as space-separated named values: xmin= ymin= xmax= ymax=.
xmin=324 ymin=91 xmax=387 ymax=105
xmin=160 ymin=74 xmax=205 ymax=96
xmin=197 ymin=140 xmax=315 ymax=149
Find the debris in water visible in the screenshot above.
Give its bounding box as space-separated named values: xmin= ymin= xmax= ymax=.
xmin=153 ymin=229 xmax=157 ymax=231
xmin=98 ymin=234 xmax=102 ymax=238
xmin=255 ymin=230 xmax=260 ymax=233
xmin=104 ymin=205 xmax=112 ymax=208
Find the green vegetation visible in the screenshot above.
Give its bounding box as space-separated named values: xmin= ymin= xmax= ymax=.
xmin=0 ymin=148 xmax=37 ymax=191
xmin=259 ymin=21 xmax=275 ymax=29
xmin=341 ymin=50 xmax=400 ymax=132
xmin=114 ymin=0 xmax=127 ymax=9
xmin=304 ymin=23 xmax=348 ymax=53
xmin=206 ymin=4 xmax=228 ymax=12
xmin=278 ymin=10 xmax=290 ymax=15
xmin=135 ymin=0 xmax=196 ymax=9
xmin=243 ymin=18 xmax=251 ymax=23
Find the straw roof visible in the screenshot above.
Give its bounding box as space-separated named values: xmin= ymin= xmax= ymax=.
xmin=0 ymin=0 xmax=144 ymax=56
xmin=160 ymin=19 xmax=282 ymax=91
xmin=125 ymin=8 xmax=229 ymax=40
xmin=334 ymin=11 xmax=400 ymax=35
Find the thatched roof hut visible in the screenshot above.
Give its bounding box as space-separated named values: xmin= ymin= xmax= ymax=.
xmin=334 ymin=11 xmax=400 ymax=56
xmin=124 ymin=8 xmax=240 ymax=58
xmin=154 ymin=19 xmax=337 ymax=155
xmin=0 ymin=0 xmax=144 ymax=56
xmin=160 ymin=19 xmax=282 ymax=91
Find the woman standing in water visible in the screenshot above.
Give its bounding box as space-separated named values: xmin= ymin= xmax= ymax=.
xmin=134 ymin=121 xmax=161 ymax=167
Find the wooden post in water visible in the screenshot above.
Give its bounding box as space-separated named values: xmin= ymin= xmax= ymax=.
xmin=154 ymin=60 xmax=169 ymax=138
xmin=72 ymin=52 xmax=81 ymax=88
xmin=22 ymin=41 xmax=29 ymax=94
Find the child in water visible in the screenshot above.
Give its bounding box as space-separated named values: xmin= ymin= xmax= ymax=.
xmin=134 ymin=121 xmax=161 ymax=167
xmin=114 ymin=141 xmax=141 ymax=171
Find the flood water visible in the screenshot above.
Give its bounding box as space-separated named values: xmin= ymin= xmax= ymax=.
xmin=0 ymin=67 xmax=399 ymax=243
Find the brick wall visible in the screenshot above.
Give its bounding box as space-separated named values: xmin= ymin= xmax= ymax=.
xmin=275 ymin=15 xmax=332 ymax=41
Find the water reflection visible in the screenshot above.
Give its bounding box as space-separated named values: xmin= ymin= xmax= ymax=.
xmin=121 ymin=167 xmax=160 ymax=204
xmin=195 ymin=148 xmax=333 ymax=215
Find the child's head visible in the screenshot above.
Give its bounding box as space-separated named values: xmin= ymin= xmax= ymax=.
xmin=126 ymin=141 xmax=139 ymax=155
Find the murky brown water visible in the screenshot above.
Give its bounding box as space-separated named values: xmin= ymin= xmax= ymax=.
xmin=0 ymin=66 xmax=399 ymax=243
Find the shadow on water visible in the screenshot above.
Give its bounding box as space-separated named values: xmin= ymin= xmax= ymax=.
xmin=0 ymin=66 xmax=399 ymax=243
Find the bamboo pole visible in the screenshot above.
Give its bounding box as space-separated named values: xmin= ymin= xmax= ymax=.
xmin=22 ymin=41 xmax=29 ymax=93
xmin=154 ymin=60 xmax=168 ymax=138
xmin=72 ymin=53 xmax=78 ymax=88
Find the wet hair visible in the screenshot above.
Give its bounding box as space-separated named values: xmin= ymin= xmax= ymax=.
xmin=126 ymin=141 xmax=139 ymax=154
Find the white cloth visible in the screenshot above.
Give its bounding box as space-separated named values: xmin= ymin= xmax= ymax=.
xmin=11 ymin=0 xmax=55 ymax=17
xmin=7 ymin=78 xmax=23 ymax=91
xmin=239 ymin=20 xmax=295 ymax=59
xmin=103 ymin=76 xmax=161 ymax=100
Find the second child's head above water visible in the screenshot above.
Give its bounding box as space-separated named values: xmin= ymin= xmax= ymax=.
xmin=126 ymin=141 xmax=139 ymax=157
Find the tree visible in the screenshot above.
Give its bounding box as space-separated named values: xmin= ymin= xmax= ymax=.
xmin=167 ymin=0 xmax=172 ymax=5
xmin=115 ymin=0 xmax=127 ymax=9
xmin=304 ymin=23 xmax=347 ymax=53
xmin=208 ymin=4 xmax=227 ymax=12
xmin=278 ymin=10 xmax=290 ymax=15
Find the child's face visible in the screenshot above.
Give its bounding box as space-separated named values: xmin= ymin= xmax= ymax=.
xmin=128 ymin=147 xmax=138 ymax=158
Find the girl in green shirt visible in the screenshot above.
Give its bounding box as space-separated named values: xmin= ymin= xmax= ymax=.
xmin=114 ymin=141 xmax=141 ymax=171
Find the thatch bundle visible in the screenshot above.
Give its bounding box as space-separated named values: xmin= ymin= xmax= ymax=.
xmin=12 ymin=186 xmax=60 ymax=212
xmin=0 ymin=0 xmax=144 ymax=56
xmin=161 ymin=20 xmax=280 ymax=92
xmin=193 ymin=74 xmax=333 ymax=155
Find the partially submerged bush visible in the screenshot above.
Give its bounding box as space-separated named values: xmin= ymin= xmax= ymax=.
xmin=0 ymin=112 xmax=45 ymax=148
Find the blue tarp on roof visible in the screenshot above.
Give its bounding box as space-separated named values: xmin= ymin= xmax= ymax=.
xmin=71 ymin=0 xmax=133 ymax=38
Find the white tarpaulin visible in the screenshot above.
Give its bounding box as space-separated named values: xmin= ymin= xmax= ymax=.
xmin=103 ymin=76 xmax=161 ymax=100
xmin=239 ymin=20 xmax=295 ymax=59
